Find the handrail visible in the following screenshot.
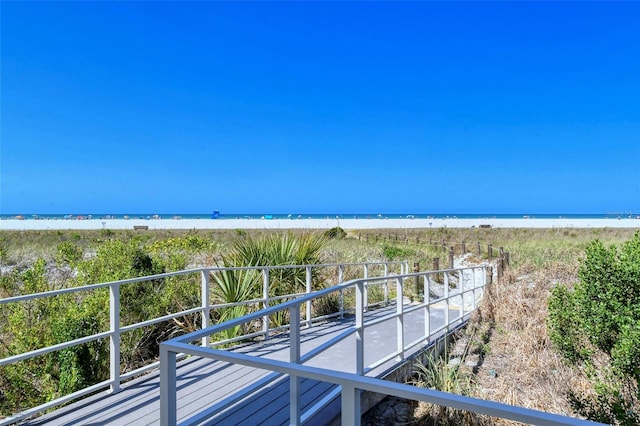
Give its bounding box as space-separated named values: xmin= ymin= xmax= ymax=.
xmin=0 ymin=260 xmax=407 ymax=425
xmin=0 ymin=261 xmax=407 ymax=306
xmin=163 ymin=342 xmax=603 ymax=426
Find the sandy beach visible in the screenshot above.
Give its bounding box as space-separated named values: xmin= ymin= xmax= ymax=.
xmin=1 ymin=217 xmax=639 ymax=231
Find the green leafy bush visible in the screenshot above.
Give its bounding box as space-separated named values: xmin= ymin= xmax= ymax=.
xmin=324 ymin=227 xmax=346 ymax=239
xmin=548 ymin=232 xmax=640 ymax=424
xmin=0 ymin=259 xmax=106 ymax=414
xmin=382 ymin=244 xmax=414 ymax=260
xmin=55 ymin=241 xmax=83 ymax=267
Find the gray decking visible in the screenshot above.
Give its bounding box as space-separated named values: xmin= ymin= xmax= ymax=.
xmin=25 ymin=303 xmax=460 ymax=425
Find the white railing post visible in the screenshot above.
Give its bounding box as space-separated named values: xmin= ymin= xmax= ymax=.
xmin=396 ymin=277 xmax=404 ymax=361
xmin=201 ymin=270 xmax=210 ymax=348
xmin=160 ymin=344 xmax=177 ymax=426
xmin=383 ymin=263 xmax=389 ymax=305
xmin=262 ymin=268 xmax=270 ymax=339
xmin=355 ymin=280 xmax=364 ymax=376
xmin=338 ymin=264 xmax=345 ymax=318
xmin=305 ymin=266 xmax=312 ymax=327
xmin=459 ymin=270 xmax=464 ymax=322
xmin=471 ymin=268 xmax=477 ymax=309
xmin=363 ymin=264 xmax=369 ymax=311
xmin=109 ymin=282 xmax=121 ymax=394
xmin=341 ymin=383 xmax=360 ymax=426
xmin=424 ymin=273 xmax=431 ymax=341
xmin=289 ymin=305 xmax=301 ymax=425
xmin=444 ymin=272 xmax=450 ymax=329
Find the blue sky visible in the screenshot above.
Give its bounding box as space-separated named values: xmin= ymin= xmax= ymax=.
xmin=1 ymin=1 xmax=639 ymax=215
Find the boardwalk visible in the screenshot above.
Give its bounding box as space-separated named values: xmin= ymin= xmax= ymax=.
xmin=26 ymin=303 xmax=460 ymax=426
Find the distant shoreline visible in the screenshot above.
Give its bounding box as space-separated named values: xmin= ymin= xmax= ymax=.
xmin=1 ymin=217 xmax=639 ymax=231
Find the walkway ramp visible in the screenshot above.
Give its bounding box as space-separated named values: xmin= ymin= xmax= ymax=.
xmin=25 ymin=301 xmax=461 ymax=425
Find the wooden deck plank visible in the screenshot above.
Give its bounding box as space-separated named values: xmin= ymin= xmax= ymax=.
xmin=203 ymin=376 xmax=336 ymax=426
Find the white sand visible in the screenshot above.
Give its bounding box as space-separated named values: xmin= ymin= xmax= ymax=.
xmin=1 ymin=217 xmax=639 ymax=231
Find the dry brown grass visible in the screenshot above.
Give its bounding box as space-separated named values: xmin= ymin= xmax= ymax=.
xmin=466 ymin=267 xmax=584 ymax=424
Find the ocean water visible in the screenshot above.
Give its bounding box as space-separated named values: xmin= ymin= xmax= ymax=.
xmin=1 ymin=212 xmax=637 ymax=221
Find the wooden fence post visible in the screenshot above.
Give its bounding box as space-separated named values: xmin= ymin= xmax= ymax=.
xmin=462 ymin=241 xmax=466 ymax=253
xmin=449 ymin=247 xmax=454 ymax=269
xmin=413 ymin=262 xmax=420 ymax=297
xmin=442 ymin=239 xmax=446 ymax=251
xmin=488 ymin=244 xmax=493 ymax=259
xmin=486 ymin=266 xmax=493 ymax=285
xmin=477 ymin=241 xmax=481 ymax=256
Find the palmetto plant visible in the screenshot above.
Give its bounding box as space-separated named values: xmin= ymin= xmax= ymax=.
xmin=224 ymin=232 xmax=327 ymax=296
xmin=211 ymin=232 xmax=328 ymax=333
xmin=210 ymin=267 xmax=261 ymax=339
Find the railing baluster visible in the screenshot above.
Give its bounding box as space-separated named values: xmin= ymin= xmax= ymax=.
xmin=424 ymin=273 xmax=431 ymax=341
xmin=459 ymin=270 xmax=465 ymax=322
xmin=305 ymin=266 xmax=312 ymax=327
xmin=159 ymin=344 xmax=176 ymax=426
xmin=363 ymin=264 xmax=369 ymax=311
xmin=289 ymin=305 xmax=301 ymax=425
xmin=356 ymin=280 xmax=364 ymax=375
xmin=444 ymin=272 xmax=450 ymax=330
xmin=341 ymin=383 xmax=360 ymax=426
xmin=201 ymin=270 xmax=210 ymax=348
xmin=262 ymin=268 xmax=270 ymax=339
xmin=109 ymin=282 xmax=121 ymax=394
xmin=338 ymin=264 xmax=344 ymax=318
xmin=396 ymin=277 xmax=404 ymax=361
xmin=472 ymin=268 xmax=477 ymax=310
xmin=384 ymin=263 xmax=389 ymax=305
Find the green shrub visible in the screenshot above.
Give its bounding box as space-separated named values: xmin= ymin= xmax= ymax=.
xmin=324 ymin=227 xmax=346 ymax=239
xmin=382 ymin=244 xmax=414 ymax=260
xmin=55 ymin=241 xmax=83 ymax=267
xmin=548 ymin=232 xmax=640 ymax=424
xmin=0 ymin=259 xmax=100 ymax=414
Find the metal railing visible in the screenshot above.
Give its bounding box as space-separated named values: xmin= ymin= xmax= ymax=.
xmin=160 ymin=266 xmax=603 ymax=426
xmin=160 ymin=266 xmax=480 ymax=425
xmin=0 ymin=260 xmax=407 ymax=425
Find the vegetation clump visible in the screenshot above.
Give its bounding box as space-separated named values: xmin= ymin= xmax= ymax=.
xmin=548 ymin=232 xmax=640 ymax=425
xmin=324 ymin=227 xmax=347 ymax=239
xmin=382 ymin=243 xmax=414 ymax=260
xmin=0 ymin=234 xmax=216 ymax=415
